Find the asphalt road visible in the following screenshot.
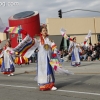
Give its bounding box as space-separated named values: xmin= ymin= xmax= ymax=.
xmin=0 ymin=61 xmax=100 ymax=100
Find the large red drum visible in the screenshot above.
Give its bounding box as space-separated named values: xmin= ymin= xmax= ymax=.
xmin=9 ymin=11 xmax=40 ymax=48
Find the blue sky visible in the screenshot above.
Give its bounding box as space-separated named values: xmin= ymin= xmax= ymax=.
xmin=0 ymin=0 xmax=100 ymax=26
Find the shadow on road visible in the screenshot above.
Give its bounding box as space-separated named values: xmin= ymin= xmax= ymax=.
xmin=81 ymin=62 xmax=100 ymax=67
xmin=56 ymin=75 xmax=94 ymax=89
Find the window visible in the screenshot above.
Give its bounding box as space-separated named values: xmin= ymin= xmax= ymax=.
xmin=97 ymin=34 xmax=100 ymax=42
xmin=17 ymin=34 xmax=22 ymax=43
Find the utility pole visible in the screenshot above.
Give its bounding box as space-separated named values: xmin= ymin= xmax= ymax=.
xmin=58 ymin=9 xmax=100 ymax=18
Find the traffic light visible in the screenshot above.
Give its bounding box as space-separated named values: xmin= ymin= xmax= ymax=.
xmin=58 ymin=9 xmax=62 ymax=18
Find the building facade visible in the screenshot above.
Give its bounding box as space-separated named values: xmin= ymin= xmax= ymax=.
xmin=46 ymin=17 xmax=100 ymax=50
xmin=0 ymin=33 xmax=7 ymax=41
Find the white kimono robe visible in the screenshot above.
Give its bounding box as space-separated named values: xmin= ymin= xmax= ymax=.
xmin=1 ymin=47 xmax=15 ymax=72
xmin=37 ymin=37 xmax=55 ymax=85
xmin=68 ymin=42 xmax=81 ymax=66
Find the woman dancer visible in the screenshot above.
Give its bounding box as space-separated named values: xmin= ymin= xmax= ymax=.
xmin=35 ymin=26 xmax=57 ymax=91
xmin=1 ymin=41 xmax=15 ymax=76
xmin=68 ymin=37 xmax=82 ymax=67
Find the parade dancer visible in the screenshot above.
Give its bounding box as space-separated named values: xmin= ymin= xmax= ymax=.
xmin=34 ymin=26 xmax=73 ymax=91
xmin=68 ymin=31 xmax=91 ymax=66
xmin=60 ymin=28 xmax=82 ymax=67
xmin=9 ymin=26 xmax=73 ymax=91
xmin=12 ymin=26 xmax=57 ymax=90
xmin=1 ymin=41 xmax=15 ymax=76
xmin=68 ymin=37 xmax=82 ymax=67
xmin=35 ymin=26 xmax=57 ymax=91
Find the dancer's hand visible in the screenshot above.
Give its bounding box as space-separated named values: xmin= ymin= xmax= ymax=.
xmin=64 ymin=33 xmax=68 ymax=39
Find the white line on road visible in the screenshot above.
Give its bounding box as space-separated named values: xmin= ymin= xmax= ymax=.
xmin=57 ymin=90 xmax=100 ymax=96
xmin=0 ymin=84 xmax=100 ymax=96
xmin=0 ymin=84 xmax=37 ymax=89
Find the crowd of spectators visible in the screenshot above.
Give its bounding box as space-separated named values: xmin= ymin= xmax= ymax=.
xmin=59 ymin=42 xmax=100 ymax=62
xmin=29 ymin=42 xmax=100 ymax=63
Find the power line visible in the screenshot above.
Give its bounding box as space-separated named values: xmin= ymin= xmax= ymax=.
xmin=62 ymin=9 xmax=100 ymax=13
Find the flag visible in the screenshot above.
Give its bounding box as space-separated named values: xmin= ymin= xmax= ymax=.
xmin=4 ymin=26 xmax=21 ymax=34
xmin=13 ymin=35 xmax=38 ymax=58
xmin=60 ymin=28 xmax=66 ymax=36
xmin=60 ymin=28 xmax=68 ymax=39
xmin=60 ymin=28 xmax=73 ymax=41
xmin=4 ymin=26 xmax=27 ymax=35
xmin=85 ymin=30 xmax=92 ymax=40
xmin=50 ymin=58 xmax=74 ymax=75
xmin=84 ymin=30 xmax=92 ymax=44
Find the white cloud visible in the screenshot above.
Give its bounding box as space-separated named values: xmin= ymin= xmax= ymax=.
xmin=87 ymin=1 xmax=100 ymax=8
xmin=0 ymin=0 xmax=100 ymax=26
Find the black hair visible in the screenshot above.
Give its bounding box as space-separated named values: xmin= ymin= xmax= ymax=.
xmin=73 ymin=37 xmax=76 ymax=40
xmin=40 ymin=26 xmax=47 ymax=32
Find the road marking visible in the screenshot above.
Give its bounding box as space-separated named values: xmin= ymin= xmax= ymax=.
xmin=0 ymin=84 xmax=37 ymax=89
xmin=57 ymin=90 xmax=100 ymax=96
xmin=0 ymin=84 xmax=100 ymax=96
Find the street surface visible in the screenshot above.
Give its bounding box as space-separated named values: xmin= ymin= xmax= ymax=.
xmin=0 ymin=61 xmax=100 ymax=100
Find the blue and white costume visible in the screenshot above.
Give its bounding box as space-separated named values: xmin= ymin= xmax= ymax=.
xmin=68 ymin=42 xmax=82 ymax=66
xmin=1 ymin=47 xmax=15 ymax=74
